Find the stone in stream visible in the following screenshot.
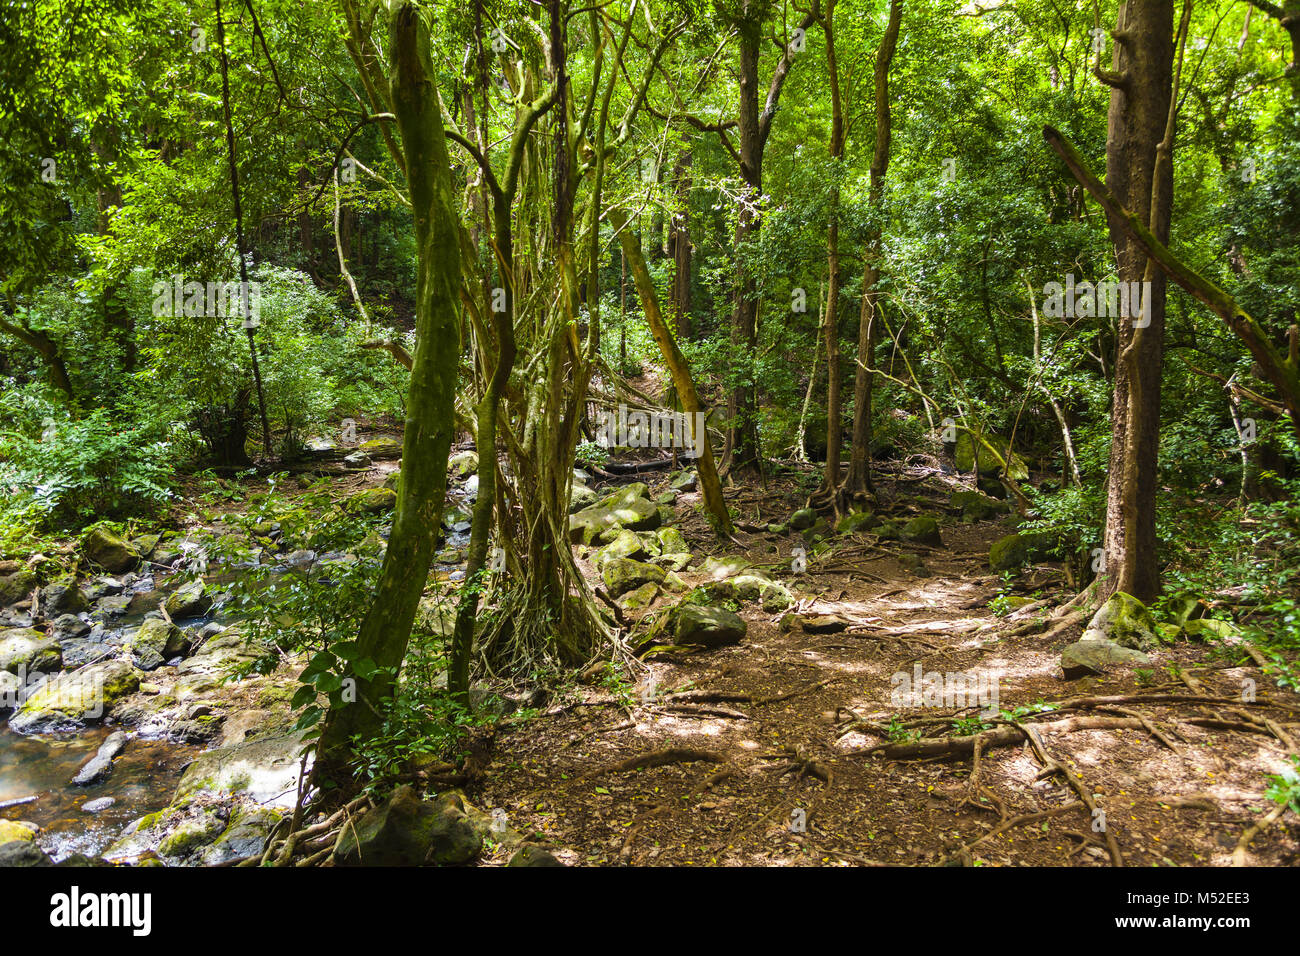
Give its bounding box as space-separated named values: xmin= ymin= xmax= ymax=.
xmin=82 ymin=798 xmax=116 ymax=813
xmin=0 ymin=627 xmax=62 ymax=674
xmin=72 ymin=730 xmax=128 ymax=786
xmin=51 ymin=614 xmax=91 ymax=640
xmin=0 ymin=820 xmax=38 ymax=843
xmin=0 ymin=569 xmax=38 ymax=607
xmin=164 ymin=579 xmax=212 ymax=619
xmin=173 ymin=730 xmax=310 ymax=808
xmin=129 ymin=618 xmax=188 ymax=670
xmin=81 ymin=526 xmax=140 ymax=573
xmin=40 ymin=581 xmax=89 ymax=616
xmin=8 ymin=659 xmax=142 ymax=734
xmin=0 ymin=840 xmax=49 ymax=867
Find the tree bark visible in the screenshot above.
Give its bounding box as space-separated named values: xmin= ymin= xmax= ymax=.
xmin=316 ymin=0 xmax=462 ymax=787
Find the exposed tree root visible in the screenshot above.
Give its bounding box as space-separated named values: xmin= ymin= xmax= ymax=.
xmin=1232 ymin=802 xmax=1291 ymax=866
xmin=852 ymin=715 xmax=1147 ymax=761
xmin=595 ymin=747 xmax=728 ymax=776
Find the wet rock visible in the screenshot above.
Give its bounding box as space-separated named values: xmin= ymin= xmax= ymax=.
xmin=81 ymin=526 xmax=140 ymax=573
xmin=157 ymin=810 xmax=227 ymax=859
xmin=197 ymin=805 xmax=282 ymax=865
xmin=72 ymin=731 xmax=128 ymax=786
xmin=0 ymin=820 xmax=38 ymax=843
xmin=901 ymin=515 xmax=943 ymax=546
xmin=131 ymin=618 xmax=189 ymax=669
xmin=9 ymin=660 xmax=141 ymax=734
xmin=0 ymin=840 xmax=49 ymax=866
xmin=602 ymin=558 xmax=665 ymax=598
xmin=0 ymin=670 xmax=21 ymax=710
xmin=51 ymin=614 xmax=90 ymax=640
xmin=0 ymin=627 xmax=62 ymax=674
xmin=82 ymin=797 xmax=116 ymax=813
xmin=0 ymin=570 xmax=38 ymax=607
xmin=41 ymin=581 xmax=89 ymax=616
xmin=173 ymin=730 xmax=309 ymax=808
xmin=164 ymin=579 xmax=212 ymax=619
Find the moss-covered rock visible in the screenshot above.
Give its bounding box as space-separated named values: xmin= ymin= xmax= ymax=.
xmin=131 ymin=618 xmax=189 ymax=668
xmin=790 ymin=508 xmax=817 ymax=531
xmin=358 ymin=437 xmax=403 ymax=458
xmin=0 ymin=570 xmax=37 ymax=606
xmin=346 ymin=487 xmax=398 ymax=515
xmin=157 ymin=811 xmax=226 ymax=859
xmin=448 ymin=450 xmax=478 ymax=476
xmin=620 ymin=581 xmax=661 ymax=611
xmin=950 ymin=490 xmax=1009 ymax=522
xmin=81 ymin=526 xmax=140 ymax=573
xmin=568 ymin=484 xmax=660 ymax=543
xmin=836 ymin=511 xmax=876 ymax=535
xmin=0 ymin=820 xmax=38 ymax=843
xmin=954 ymin=429 xmax=1028 ymax=479
xmin=40 ymin=580 xmax=89 ymax=616
xmin=656 ymin=527 xmax=688 ymax=554
xmin=173 ymin=731 xmax=309 ymax=808
xmin=0 ymin=627 xmax=61 ymax=674
xmin=1182 ymin=618 xmax=1241 ymax=642
xmin=164 ymin=579 xmax=212 ymax=619
xmin=602 ymin=557 xmax=666 ymax=598
xmin=670 ymin=604 xmax=747 ymax=648
xmin=988 ymin=531 xmax=1054 ymax=571
xmin=9 ymin=659 xmax=141 ymax=733
xmin=901 ymin=515 xmax=943 ymax=546
xmin=1060 ymin=637 xmax=1152 ymax=679
xmin=597 ymin=529 xmax=647 ymax=568
xmin=1082 ymin=592 xmax=1158 ymax=650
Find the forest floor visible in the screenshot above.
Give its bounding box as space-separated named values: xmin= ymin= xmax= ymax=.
xmin=469 ymin=465 xmax=1300 ymax=867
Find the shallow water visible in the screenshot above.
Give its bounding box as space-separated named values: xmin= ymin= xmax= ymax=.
xmin=0 ymin=726 xmax=198 ymax=861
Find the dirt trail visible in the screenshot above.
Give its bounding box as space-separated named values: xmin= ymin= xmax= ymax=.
xmin=480 ymin=471 xmax=1300 ymax=866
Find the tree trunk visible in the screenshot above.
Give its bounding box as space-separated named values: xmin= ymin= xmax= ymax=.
xmin=1097 ymin=0 xmax=1176 ymax=603
xmin=670 ymin=152 xmax=692 ymax=338
xmin=316 ymin=0 xmax=462 ymax=787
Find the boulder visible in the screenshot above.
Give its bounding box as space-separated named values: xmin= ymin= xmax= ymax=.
xmin=131 ymin=618 xmax=189 ymax=669
xmin=597 ymin=529 xmax=647 ymax=568
xmin=670 ymin=604 xmax=746 ymax=648
xmin=40 ymin=581 xmax=89 ymax=616
xmin=1061 ymin=637 xmax=1151 ymax=679
xmin=568 ymin=483 xmax=599 ymax=513
xmin=1082 ymin=592 xmax=1158 ymax=650
xmin=568 ymin=486 xmax=660 ymax=544
xmin=0 ymin=627 xmax=61 ymax=674
xmin=8 ymin=660 xmax=141 ymax=734
xmin=427 ymin=791 xmax=485 ymax=865
xmin=989 ymin=532 xmax=1054 ymax=571
xmin=164 ymin=579 xmax=212 ymax=619
xmin=0 ymin=840 xmax=49 ymax=866
xmin=333 ymin=784 xmax=480 ymax=867
xmin=358 ymin=437 xmax=403 ymax=458
xmin=699 ymin=555 xmax=750 ymax=581
xmin=954 ymin=430 xmax=1028 ymax=479
xmin=602 ymin=558 xmax=665 ymax=598
xmin=950 ymin=490 xmax=1008 ymax=522
xmin=197 ymin=806 xmax=283 ymax=865
xmin=0 ymin=570 xmax=37 ymax=606
xmin=448 ymin=450 xmax=479 ymax=476
xmin=835 ymin=511 xmax=875 ymax=535
xmin=346 ymin=487 xmax=397 ymax=515
xmin=1182 ymin=618 xmax=1241 ymax=642
xmin=0 ymin=820 xmax=38 ymax=843
xmin=901 ymin=515 xmax=943 ymax=546
xmin=620 ymin=582 xmax=661 ymax=611
xmin=789 ymin=508 xmax=816 ymax=531
xmin=72 ymin=731 xmax=128 ymax=786
xmin=508 ymin=844 xmax=563 ymax=867
xmin=81 ymin=526 xmax=140 ymax=573
xmin=173 ymin=731 xmax=310 ymax=809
